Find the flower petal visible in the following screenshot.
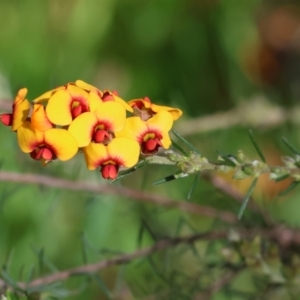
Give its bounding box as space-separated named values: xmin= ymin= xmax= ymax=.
xmin=75 ymin=80 xmax=101 ymax=94
xmin=68 ymin=112 xmax=98 ymax=147
xmin=12 ymin=88 xmax=31 ymax=131
xmin=44 ymin=129 xmax=78 ymax=161
xmin=31 ymin=104 xmax=53 ymax=131
xmin=46 ymin=90 xmax=73 ymax=125
xmin=128 ymin=98 xmax=152 ymax=109
xmin=113 ymin=95 xmax=133 ymax=113
xmin=94 ymin=102 xmax=126 ymax=132
xmin=115 ymin=116 xmax=147 ymax=143
xmin=107 ymin=137 xmax=140 ymax=168
xmin=17 ymin=121 xmax=44 ymax=153
xmin=147 ymin=111 xmax=173 ymax=133
xmin=83 ymin=143 xmax=108 ymax=170
xmin=33 ymin=86 xmax=65 ymax=103
xmin=150 ymin=103 xmax=183 ymax=121
xmin=88 ymin=91 xmax=103 ymax=112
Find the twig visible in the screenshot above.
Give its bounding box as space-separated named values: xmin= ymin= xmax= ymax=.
xmin=0 ymin=231 xmax=227 ymax=290
xmin=0 ymin=171 xmax=238 ymax=224
xmin=174 ymin=96 xmax=294 ymax=136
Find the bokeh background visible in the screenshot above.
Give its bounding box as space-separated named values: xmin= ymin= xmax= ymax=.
xmin=1 ymin=0 xmax=300 ymax=299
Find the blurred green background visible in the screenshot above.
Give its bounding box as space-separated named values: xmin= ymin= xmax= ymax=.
xmin=1 ymin=0 xmax=300 ymax=299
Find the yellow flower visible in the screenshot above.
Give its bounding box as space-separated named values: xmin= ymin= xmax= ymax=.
xmin=83 ymin=137 xmax=140 ymax=179
xmin=117 ymin=110 xmax=173 ymax=154
xmin=128 ymin=97 xmax=182 ymax=121
xmin=44 ymin=84 xmax=90 ymax=126
xmin=75 ymin=80 xmax=133 ymax=112
xmin=0 ymin=88 xmax=30 ymax=131
xmin=68 ymin=101 xmax=126 ymax=148
xmin=17 ymin=121 xmax=78 ymax=163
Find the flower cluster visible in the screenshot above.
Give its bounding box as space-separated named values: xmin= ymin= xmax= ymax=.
xmin=0 ymin=80 xmax=182 ymax=179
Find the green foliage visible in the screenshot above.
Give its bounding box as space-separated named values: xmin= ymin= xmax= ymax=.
xmin=1 ymin=0 xmax=300 ymax=299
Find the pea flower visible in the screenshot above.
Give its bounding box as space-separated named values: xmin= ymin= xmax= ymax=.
xmin=75 ymin=80 xmax=133 ymax=112
xmin=128 ymin=97 xmax=182 ymax=121
xmin=39 ymin=84 xmax=90 ymax=126
xmin=0 ymin=88 xmax=30 ymax=131
xmin=17 ymin=121 xmax=78 ymax=163
xmin=117 ymin=110 xmax=173 ymax=154
xmin=68 ymin=101 xmax=126 ymax=147
xmin=83 ymin=137 xmax=140 ymax=179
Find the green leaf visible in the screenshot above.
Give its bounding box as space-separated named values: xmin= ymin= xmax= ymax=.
xmin=171 ymin=138 xmax=188 ymax=156
xmin=216 ymin=151 xmax=237 ymax=167
xmin=238 ymin=177 xmax=258 ymax=220
xmin=113 ymin=159 xmax=148 ymax=182
xmin=171 ymin=130 xmax=201 ymax=154
xmin=94 ymin=274 xmax=113 ymax=299
xmin=282 ymin=137 xmax=300 ymax=155
xmin=153 ymin=172 xmax=188 ymax=185
xmin=248 ymin=130 xmax=266 ymax=162
xmin=187 ymin=174 xmax=200 ymax=200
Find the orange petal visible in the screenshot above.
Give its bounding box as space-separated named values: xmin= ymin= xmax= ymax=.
xmin=17 ymin=121 xmax=44 ymax=153
xmin=107 ymin=137 xmax=140 ymax=168
xmin=44 ymin=128 xmax=78 ymax=161
xmin=68 ymin=112 xmax=98 ymax=147
xmin=31 ymin=104 xmax=53 ymax=131
xmin=12 ymin=88 xmax=31 ymax=131
xmin=94 ymin=101 xmax=126 ymax=132
xmin=128 ymin=98 xmax=152 ymax=109
xmin=83 ymin=143 xmax=108 ymax=170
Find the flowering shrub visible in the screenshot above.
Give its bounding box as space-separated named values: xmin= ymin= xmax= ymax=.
xmin=0 ymin=80 xmax=182 ymax=179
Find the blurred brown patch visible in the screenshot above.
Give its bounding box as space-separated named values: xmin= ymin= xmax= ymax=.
xmin=218 ymin=146 xmax=293 ymax=201
xmin=241 ymin=4 xmax=300 ymax=87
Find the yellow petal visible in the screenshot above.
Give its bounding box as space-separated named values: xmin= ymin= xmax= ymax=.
xmin=147 ymin=110 xmax=173 ymax=133
xmin=161 ymin=132 xmax=172 ymax=149
xmin=113 ymin=95 xmax=133 ymax=113
xmin=33 ymin=86 xmax=65 ymax=103
xmin=31 ymin=104 xmax=53 ymax=131
xmin=44 ymin=128 xmax=78 ymax=161
xmin=88 ymin=91 xmax=103 ymax=112
xmin=75 ymin=80 xmax=101 ymax=94
xmin=150 ymin=103 xmax=183 ymax=121
xmin=115 ymin=116 xmax=147 ymax=142
xmin=66 ymin=84 xmax=89 ymax=102
xmin=17 ymin=121 xmax=43 ymax=153
xmin=12 ymin=88 xmax=30 ymax=131
xmin=83 ymin=143 xmax=108 ymax=170
xmin=107 ymin=137 xmax=140 ymax=168
xmin=94 ymin=102 xmax=126 ymax=132
xmin=68 ymin=112 xmax=98 ymax=147
xmin=46 ymin=90 xmax=73 ymax=125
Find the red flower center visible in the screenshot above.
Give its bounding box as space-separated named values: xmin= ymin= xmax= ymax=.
xmin=101 ymin=164 xmax=119 ymax=179
xmin=92 ymin=129 xmax=110 ymax=143
xmin=71 ymin=99 xmax=88 ymax=119
xmin=142 ymin=137 xmax=162 ymax=154
xmin=30 ymin=146 xmax=56 ymax=161
xmin=0 ymin=114 xmax=13 ymax=126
